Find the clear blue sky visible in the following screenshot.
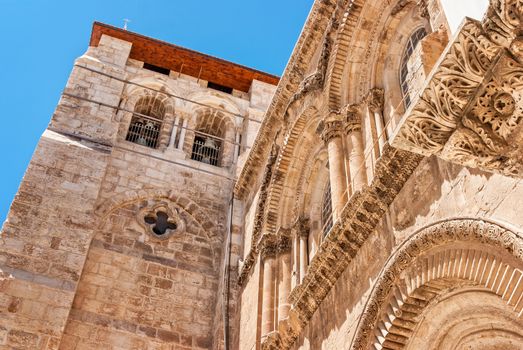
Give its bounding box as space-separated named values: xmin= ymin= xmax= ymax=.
xmin=0 ymin=0 xmax=314 ymax=224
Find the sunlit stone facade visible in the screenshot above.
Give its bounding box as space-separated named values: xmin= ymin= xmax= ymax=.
xmin=1 ymin=0 xmax=523 ymax=349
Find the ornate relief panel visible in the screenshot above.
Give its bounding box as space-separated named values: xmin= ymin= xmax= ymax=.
xmin=391 ymin=0 xmax=523 ymax=177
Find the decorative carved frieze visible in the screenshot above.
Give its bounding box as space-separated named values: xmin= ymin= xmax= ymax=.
xmin=392 ymin=0 xmax=523 ymax=177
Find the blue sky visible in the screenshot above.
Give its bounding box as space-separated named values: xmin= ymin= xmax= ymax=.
xmin=0 ymin=0 xmax=314 ymax=223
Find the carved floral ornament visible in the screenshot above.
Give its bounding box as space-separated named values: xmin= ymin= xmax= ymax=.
xmin=137 ymin=201 xmax=185 ymax=240
xmin=391 ymin=0 xmax=523 ymax=177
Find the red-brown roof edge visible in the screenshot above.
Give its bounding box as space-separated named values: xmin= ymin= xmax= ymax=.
xmin=89 ymin=21 xmax=280 ymax=92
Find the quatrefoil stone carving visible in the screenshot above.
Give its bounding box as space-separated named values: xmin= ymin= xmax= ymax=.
xmin=137 ymin=202 xmax=185 ymax=240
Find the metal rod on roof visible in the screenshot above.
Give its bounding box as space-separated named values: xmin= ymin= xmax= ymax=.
xmin=178 ymin=62 xmax=185 ymax=78
xmin=197 ymin=66 xmax=203 ymax=83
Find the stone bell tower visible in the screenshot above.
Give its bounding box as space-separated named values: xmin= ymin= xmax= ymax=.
xmin=0 ymin=22 xmax=277 ymax=349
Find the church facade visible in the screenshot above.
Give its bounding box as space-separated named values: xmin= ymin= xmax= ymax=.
xmin=1 ymin=0 xmax=523 ymax=349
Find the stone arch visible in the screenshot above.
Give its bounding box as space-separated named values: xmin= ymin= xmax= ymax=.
xmin=260 ymin=106 xmax=322 ymax=238
xmin=94 ymin=188 xmax=222 ymax=261
xmin=117 ymin=85 xmax=176 ymax=150
xmin=63 ymin=189 xmax=222 ymax=348
xmin=326 ymin=0 xmax=427 ymax=110
xmin=350 ymin=218 xmax=523 ymax=350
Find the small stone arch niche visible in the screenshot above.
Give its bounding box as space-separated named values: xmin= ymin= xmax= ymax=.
xmin=137 ymin=201 xmax=185 ymax=240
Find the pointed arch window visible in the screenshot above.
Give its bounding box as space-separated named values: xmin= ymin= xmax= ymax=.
xmin=400 ymin=27 xmax=427 ymax=108
xmin=321 ymin=182 xmax=333 ymax=236
xmin=126 ymin=95 xmax=165 ymax=149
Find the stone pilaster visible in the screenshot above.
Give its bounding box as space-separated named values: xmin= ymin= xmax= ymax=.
xmin=321 ymin=113 xmax=348 ymax=220
xmin=345 ymin=106 xmax=367 ymax=193
xmin=260 ymin=236 xmax=278 ymax=339
xmin=277 ymin=234 xmax=292 ymax=323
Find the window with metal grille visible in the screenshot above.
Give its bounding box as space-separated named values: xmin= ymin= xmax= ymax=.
xmin=400 ymin=27 xmax=427 ymax=109
xmin=322 ymin=182 xmax=333 ymax=237
xmin=191 ymin=134 xmax=222 ymax=166
xmin=126 ymin=95 xmax=165 ymax=149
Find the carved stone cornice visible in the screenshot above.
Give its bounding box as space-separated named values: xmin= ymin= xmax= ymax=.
xmin=391 ymin=0 xmax=523 ymax=178
xmin=365 ymin=87 xmax=384 ymax=113
xmin=261 ymin=331 xmax=281 ymax=350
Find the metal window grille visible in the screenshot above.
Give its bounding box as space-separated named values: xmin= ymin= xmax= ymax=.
xmin=400 ymin=27 xmax=427 ymax=109
xmin=322 ymin=182 xmax=333 ymax=236
xmin=126 ymin=116 xmax=162 ymax=149
xmin=191 ymin=134 xmax=222 ymax=167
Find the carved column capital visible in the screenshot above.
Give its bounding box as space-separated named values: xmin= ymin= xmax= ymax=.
xmin=365 ymin=88 xmax=384 ymax=113
xmin=321 ymin=113 xmax=345 ymax=143
xmin=278 ymin=235 xmax=293 ymax=254
xmin=344 ymin=104 xmax=362 ymax=133
xmin=259 ymin=235 xmax=278 ymax=261
xmin=417 ymin=0 xmax=429 ymax=19
xmin=292 ymin=216 xmax=310 ymax=238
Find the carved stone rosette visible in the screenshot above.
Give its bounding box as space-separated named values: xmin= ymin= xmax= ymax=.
xmin=391 ymin=0 xmax=523 ymax=178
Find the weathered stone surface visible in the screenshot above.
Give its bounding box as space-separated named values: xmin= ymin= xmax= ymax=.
xmin=3 ymin=0 xmax=523 ymax=349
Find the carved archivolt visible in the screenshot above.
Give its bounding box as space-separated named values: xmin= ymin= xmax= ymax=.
xmin=392 ymin=0 xmax=523 ymax=177
xmin=351 ymin=219 xmax=523 ymax=350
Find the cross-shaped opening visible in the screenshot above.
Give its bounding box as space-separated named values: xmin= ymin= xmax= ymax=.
xmin=144 ymin=211 xmax=177 ymax=236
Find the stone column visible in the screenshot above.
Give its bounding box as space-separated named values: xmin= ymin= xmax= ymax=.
xmin=260 ymin=240 xmax=277 ymax=339
xmin=296 ymin=217 xmax=310 ymax=285
xmin=234 ymin=129 xmax=241 ymax=163
xmin=345 ymin=106 xmax=367 ymax=192
xmin=321 ymin=114 xmax=347 ymax=220
xmin=177 ymin=118 xmax=188 ymax=149
xmin=168 ymin=115 xmax=181 ymax=148
xmin=291 ymin=231 xmax=299 ymax=290
xmin=277 ymin=235 xmax=292 ymax=323
xmin=299 ymin=234 xmax=308 ymax=284
xmin=368 ymin=88 xmax=387 ymax=154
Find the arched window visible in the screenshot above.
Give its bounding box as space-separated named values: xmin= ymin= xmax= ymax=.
xmin=126 ymin=95 xmax=165 ymax=148
xmin=191 ymin=112 xmax=228 ymax=167
xmin=191 ymin=134 xmax=222 ymax=166
xmin=400 ymin=27 xmax=427 ymax=108
xmin=321 ymin=182 xmax=333 ymax=236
